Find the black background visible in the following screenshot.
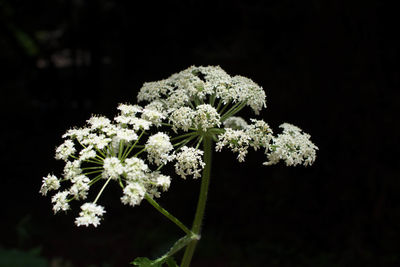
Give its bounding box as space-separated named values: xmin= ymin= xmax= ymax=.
xmin=1 ymin=0 xmax=399 ymax=266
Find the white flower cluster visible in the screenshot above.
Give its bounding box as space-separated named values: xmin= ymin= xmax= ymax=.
xmin=193 ymin=104 xmax=221 ymax=132
xmin=145 ymin=132 xmax=175 ymax=165
xmin=168 ymin=104 xmax=221 ymax=133
xmin=70 ymin=175 xmax=90 ymax=200
xmin=51 ymin=191 xmax=69 ymax=213
xmin=39 ymin=174 xmax=60 ymax=196
xmin=217 ymin=119 xmax=317 ymax=166
xmin=75 ymin=203 xmax=106 ymax=227
xmin=246 ymin=119 xmax=273 ymax=151
xmin=103 ymin=157 xmax=124 ymax=180
xmin=55 ymin=140 xmax=76 ymax=161
xmin=42 ymin=66 xmax=318 ymax=231
xmin=175 ymin=146 xmax=205 ymax=179
xmin=169 ymin=107 xmax=195 ymax=132
xmin=264 ymin=123 xmax=318 ymax=166
xmin=223 ymin=116 xmax=248 ymax=130
xmin=216 ymin=128 xmax=251 ymax=162
xmin=216 ymin=119 xmax=273 ymax=162
xmin=41 ymin=103 xmax=178 ymax=227
xmin=230 ymin=76 xmax=266 ymax=114
xmin=121 ymin=182 xmax=146 ymax=206
xmin=137 ymin=65 xmax=267 ymax=132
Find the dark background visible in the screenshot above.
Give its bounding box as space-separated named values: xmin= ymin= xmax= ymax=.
xmin=1 ymin=0 xmax=398 ymax=266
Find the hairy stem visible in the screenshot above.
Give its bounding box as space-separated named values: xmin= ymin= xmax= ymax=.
xmin=180 ymin=134 xmax=213 ymax=267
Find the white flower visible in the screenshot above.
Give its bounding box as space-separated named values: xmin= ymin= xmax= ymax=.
xmin=79 ymin=145 xmax=97 ymax=161
xmin=40 ymin=174 xmax=60 ymax=196
xmin=137 ymin=80 xmax=172 ymax=103
xmin=216 ymin=128 xmax=251 ymax=162
xmin=175 ymin=146 xmax=205 ymax=179
xmin=116 ymin=128 xmax=138 ymax=143
xmin=264 ymin=123 xmax=318 ymax=166
xmin=137 ymin=66 xmax=267 ymax=116
xmin=75 ymin=203 xmax=106 ymax=227
xmin=141 ymin=108 xmax=165 ymax=127
xmin=145 ymin=133 xmax=174 ymax=165
xmin=223 ymin=116 xmax=248 ymax=130
xmin=69 ymin=175 xmax=90 ymax=200
xmin=166 ymin=89 xmax=191 ymax=110
xmin=114 ymin=114 xmax=131 ymax=125
xmin=51 ymin=191 xmax=70 ymax=213
xmin=120 ymin=182 xmax=146 ymax=207
xmin=155 ymin=173 xmax=171 ymax=191
xmin=115 ymin=114 xmax=152 ymax=131
xmin=231 ymin=75 xmax=266 ymax=114
xmin=144 ymin=100 xmax=166 ymax=113
xmin=198 ymin=66 xmax=232 ymax=95
xmin=168 ymin=67 xmax=209 ymax=100
xmin=143 ymin=171 xmax=171 ymax=198
xmin=63 ymin=160 xmax=82 ymax=180
xmin=246 ymin=119 xmax=273 ymax=151
xmin=188 ymin=66 xmax=222 ymax=99
xmin=124 ymin=157 xmax=149 ymax=181
xmin=193 ymin=104 xmax=221 ymax=131
xmin=101 ymin=124 xmax=118 ymax=136
xmin=87 ymin=116 xmax=112 ymax=130
xmin=117 ymin=103 xmax=143 ymax=115
xmin=55 ymin=140 xmax=76 ymax=161
xmin=169 ymin=107 xmax=195 ymax=132
xmin=130 ymin=118 xmax=153 ymax=131
xmin=102 ymin=157 xmax=125 ymax=179
xmin=81 ymin=133 xmax=111 ymax=150
xmin=62 ymin=128 xmax=90 ymax=141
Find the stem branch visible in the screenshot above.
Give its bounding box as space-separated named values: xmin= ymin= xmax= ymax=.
xmin=145 ymin=194 xmax=192 ymax=235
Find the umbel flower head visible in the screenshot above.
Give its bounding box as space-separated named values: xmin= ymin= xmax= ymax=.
xmin=41 ymin=65 xmax=318 ymax=228
xmin=137 ymin=66 xmax=266 ymax=130
xmin=137 ymin=65 xmax=317 ymax=166
xmin=40 ymin=103 xmax=204 ymax=227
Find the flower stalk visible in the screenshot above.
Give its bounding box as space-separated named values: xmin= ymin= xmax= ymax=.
xmin=181 ymin=134 xmax=213 ymax=267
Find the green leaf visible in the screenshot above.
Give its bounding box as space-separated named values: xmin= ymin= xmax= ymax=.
xmin=166 ymin=257 xmax=179 ymax=267
xmin=131 ymin=234 xmax=197 ymax=266
xmin=131 ymin=256 xmax=180 ymax=267
xmin=131 ymin=257 xmax=161 ymax=267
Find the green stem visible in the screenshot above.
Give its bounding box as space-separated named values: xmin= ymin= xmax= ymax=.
xmin=118 ymin=140 xmax=124 ymax=159
xmin=171 ymin=131 xmax=198 ymax=141
xmin=216 ymin=98 xmax=223 ymax=112
xmin=81 ymin=166 xmax=103 ymax=170
xmin=161 ymin=122 xmax=173 ymax=127
xmin=134 ymin=147 xmax=146 ymax=157
xmin=95 ymin=147 xmax=107 ymax=158
xmin=145 ymin=194 xmax=192 ymax=235
xmin=83 ymin=159 xmax=104 ymax=165
xmin=122 ymin=130 xmax=145 ymax=160
xmin=180 ymin=134 xmax=213 ymax=267
xmin=173 ymin=135 xmax=197 ymax=148
xmin=220 ymin=101 xmax=241 ymax=119
xmin=88 ymin=174 xmax=103 ymax=186
xmin=209 ymin=92 xmax=216 ymax=106
xmin=195 ymin=136 xmax=203 ymax=149
xmin=93 ymin=177 xmax=112 ymax=204
xmin=220 ymin=101 xmax=247 ymax=122
xmin=83 ymin=170 xmax=103 ymax=176
xmin=218 ymin=100 xmax=232 ymax=115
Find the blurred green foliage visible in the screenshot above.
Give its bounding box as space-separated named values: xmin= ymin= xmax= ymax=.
xmin=0 ymin=248 xmax=47 ymax=267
